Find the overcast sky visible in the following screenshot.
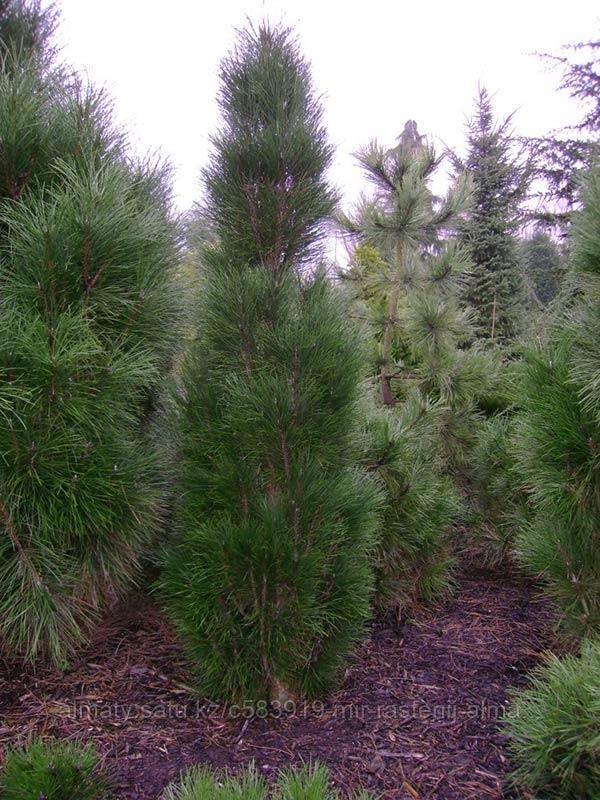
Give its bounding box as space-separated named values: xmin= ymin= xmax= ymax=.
xmin=55 ymin=0 xmax=598 ymax=222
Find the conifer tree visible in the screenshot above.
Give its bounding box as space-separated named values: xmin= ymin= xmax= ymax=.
xmin=530 ymin=40 xmax=599 ymax=232
xmin=162 ymin=24 xmax=380 ymax=702
xmin=342 ymin=121 xmax=473 ymax=406
xmin=338 ymin=124 xmax=490 ymax=613
xmin=340 ymin=122 xmax=492 ymax=474
xmin=0 ymin=1 xmax=180 ymax=666
xmin=520 ymin=229 xmax=565 ymax=307
xmin=359 ymin=395 xmax=458 ymax=614
xmin=455 ymin=89 xmax=530 ymax=345
xmin=514 ymin=169 xmax=600 ymax=637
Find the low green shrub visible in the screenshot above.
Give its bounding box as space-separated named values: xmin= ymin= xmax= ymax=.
xmin=0 ymin=738 xmax=107 ymax=800
xmin=504 ymin=638 xmax=600 ymax=799
xmin=161 ymin=762 xmax=375 ymax=800
xmin=362 ymin=393 xmax=458 ymax=615
xmin=469 ymin=412 xmax=526 ymax=568
xmin=161 ymin=763 xmax=266 ymax=800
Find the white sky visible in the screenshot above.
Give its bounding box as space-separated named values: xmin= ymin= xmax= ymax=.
xmin=55 ymin=0 xmax=598 ymax=220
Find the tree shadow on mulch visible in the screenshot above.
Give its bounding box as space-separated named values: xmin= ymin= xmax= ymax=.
xmin=0 ymin=568 xmax=556 ymax=799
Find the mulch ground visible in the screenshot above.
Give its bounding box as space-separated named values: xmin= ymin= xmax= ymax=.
xmin=0 ymin=568 xmax=556 ymax=799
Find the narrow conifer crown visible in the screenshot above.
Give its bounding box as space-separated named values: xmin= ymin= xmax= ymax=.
xmin=204 ymin=22 xmax=336 ymax=273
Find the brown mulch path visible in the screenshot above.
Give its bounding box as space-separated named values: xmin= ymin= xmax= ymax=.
xmin=0 ymin=568 xmax=555 ymax=799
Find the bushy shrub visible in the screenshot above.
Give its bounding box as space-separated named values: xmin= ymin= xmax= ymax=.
xmin=0 ymin=737 xmax=107 ymax=800
xmin=161 ymin=762 xmax=375 ymax=800
xmin=469 ymin=412 xmax=526 ymax=568
xmin=362 ymin=393 xmax=458 ymax=614
xmin=504 ymin=638 xmax=600 ymax=799
xmin=161 ymin=24 xmax=380 ymax=703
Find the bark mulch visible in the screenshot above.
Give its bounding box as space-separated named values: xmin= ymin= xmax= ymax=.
xmin=0 ymin=568 xmax=556 ymax=799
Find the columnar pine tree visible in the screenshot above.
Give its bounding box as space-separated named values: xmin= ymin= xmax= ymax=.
xmin=0 ymin=1 xmax=180 ymax=666
xmin=162 ymin=24 xmax=380 ymax=702
xmin=514 ymin=169 xmax=600 ymax=637
xmin=455 ymin=88 xmax=530 ymax=345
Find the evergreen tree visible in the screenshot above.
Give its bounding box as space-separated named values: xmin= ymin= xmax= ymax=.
xmin=338 ymin=124 xmax=489 ymax=613
xmin=341 ymin=121 xmax=473 ymax=405
xmin=520 ymin=229 xmax=565 ymax=307
xmin=340 ymin=122 xmax=492 ymax=474
xmin=359 ymin=395 xmax=458 ymax=614
xmin=0 ymin=0 xmax=57 ymax=66
xmin=529 ymin=40 xmax=599 ymax=232
xmin=162 ymin=24 xmax=380 ymax=703
xmin=455 ymin=88 xmax=530 ymax=345
xmin=514 ymin=169 xmax=600 ymax=637
xmin=0 ymin=1 xmax=180 ymax=666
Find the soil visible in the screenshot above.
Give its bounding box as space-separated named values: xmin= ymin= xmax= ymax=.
xmin=0 ymin=567 xmax=556 ymax=799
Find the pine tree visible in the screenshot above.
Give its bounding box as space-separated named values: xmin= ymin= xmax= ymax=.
xmin=338 ymin=124 xmax=490 ymax=613
xmin=341 ymin=121 xmax=473 ymax=406
xmin=0 ymin=1 xmax=180 ymax=666
xmin=514 ymin=169 xmax=600 ymax=637
xmin=162 ymin=24 xmax=380 ymax=703
xmin=455 ymin=88 xmax=530 ymax=346
xmin=359 ymin=395 xmax=458 ymax=614
xmin=340 ymin=122 xmax=493 ymax=474
xmin=0 ymin=0 xmax=57 ymax=66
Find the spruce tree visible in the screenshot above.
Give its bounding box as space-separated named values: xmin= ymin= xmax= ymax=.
xmin=514 ymin=169 xmax=600 ymax=637
xmin=162 ymin=24 xmax=380 ymax=702
xmin=455 ymin=88 xmax=530 ymax=345
xmin=0 ymin=1 xmax=180 ymax=666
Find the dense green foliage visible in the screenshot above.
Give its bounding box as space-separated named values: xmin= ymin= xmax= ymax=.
xmin=0 ymin=1 xmax=180 ymax=666
xmin=455 ymin=89 xmax=530 ymax=345
xmin=520 ymin=230 xmax=565 ymax=307
xmin=504 ymin=638 xmax=600 ymax=799
xmin=162 ymin=762 xmax=374 ymax=800
xmin=162 ymin=24 xmax=380 ymax=703
xmin=469 ymin=411 xmax=526 ymax=568
xmin=0 ymin=738 xmax=107 ymax=800
xmin=340 ymin=122 xmax=472 ymax=404
xmin=338 ymin=122 xmax=500 ymax=613
xmin=514 ymin=171 xmax=600 ymax=637
xmin=361 ymin=396 xmax=458 ymax=613
xmin=2 ymin=11 xmax=599 ymax=799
